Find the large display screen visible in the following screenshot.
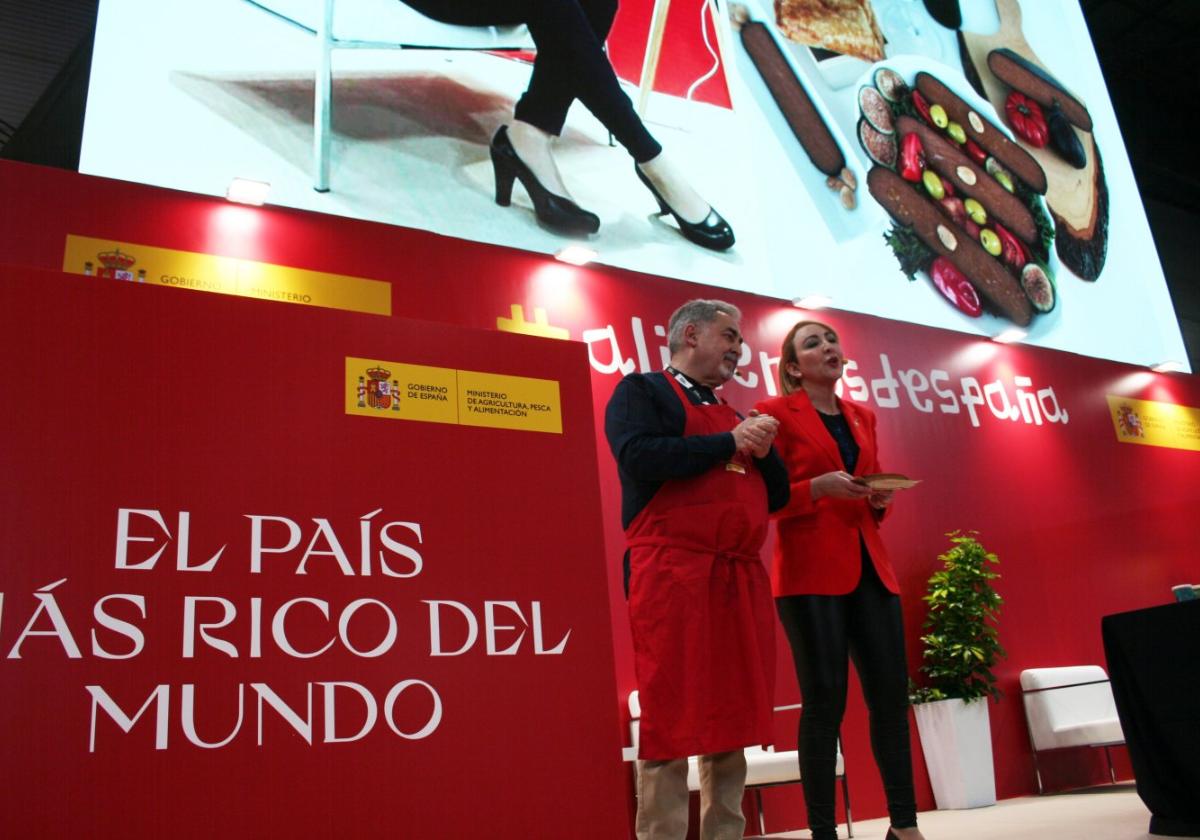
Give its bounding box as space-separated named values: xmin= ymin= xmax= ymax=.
xmin=79 ymin=0 xmax=1187 ymax=370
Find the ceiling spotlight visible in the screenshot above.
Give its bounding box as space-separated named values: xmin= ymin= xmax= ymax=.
xmin=226 ymin=178 xmax=271 ymax=206
xmin=1151 ymin=360 xmax=1186 ymax=373
xmin=992 ymin=327 xmax=1027 ymax=344
xmin=791 ymin=294 xmax=833 ymax=310
xmin=554 ymin=245 xmax=598 ymax=266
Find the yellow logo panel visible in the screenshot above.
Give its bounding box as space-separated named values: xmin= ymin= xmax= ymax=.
xmin=64 ymin=235 xmax=391 ymax=315
xmin=1107 ymin=395 xmax=1200 ymax=452
xmin=346 ymin=357 xmax=562 ymax=435
xmin=346 ymin=358 xmax=459 ymax=425
xmin=458 ymin=370 xmax=562 ymax=434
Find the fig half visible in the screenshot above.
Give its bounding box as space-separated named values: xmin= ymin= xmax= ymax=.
xmin=1021 ymin=263 xmax=1056 ymax=313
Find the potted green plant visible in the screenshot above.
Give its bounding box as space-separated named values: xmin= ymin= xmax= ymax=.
xmin=909 ymin=531 xmax=1005 ymax=809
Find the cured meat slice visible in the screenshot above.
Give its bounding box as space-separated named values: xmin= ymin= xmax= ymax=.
xmin=868 ymin=166 xmax=1033 ymax=325
xmin=741 ymin=21 xmax=846 ymax=177
xmin=916 ymin=72 xmax=1048 ymax=195
xmin=896 ymin=116 xmax=1038 ymax=246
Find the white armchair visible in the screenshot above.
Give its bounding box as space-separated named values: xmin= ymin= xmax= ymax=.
xmin=1020 ymin=665 xmax=1126 ymax=794
xmin=244 ymin=0 xmax=534 ymax=191
xmin=627 ymin=690 xmax=853 ymax=837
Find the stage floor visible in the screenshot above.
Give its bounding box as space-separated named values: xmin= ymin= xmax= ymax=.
xmin=761 ymin=784 xmax=1157 ymax=839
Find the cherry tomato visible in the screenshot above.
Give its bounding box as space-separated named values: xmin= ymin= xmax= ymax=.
xmin=939 ymin=196 xmax=967 ymax=228
xmin=993 ymin=221 xmax=1029 ymax=272
xmin=964 ymin=139 xmax=988 ymax=166
xmin=911 ymin=90 xmax=934 ymax=125
xmin=930 ymin=257 xmax=982 ymax=318
xmin=899 ymin=133 xmax=925 ymax=182
xmin=1005 ymin=91 xmax=1049 ymax=148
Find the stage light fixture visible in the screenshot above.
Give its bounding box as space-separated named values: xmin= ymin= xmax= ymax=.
xmin=554 ymin=245 xmax=597 ymax=266
xmin=992 ymin=327 xmax=1027 ymax=344
xmin=791 ymin=294 xmax=832 ymax=310
xmin=226 ymin=178 xmax=271 ymax=206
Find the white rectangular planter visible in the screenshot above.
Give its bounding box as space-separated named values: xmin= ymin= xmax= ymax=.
xmin=913 ymin=697 xmax=997 ymax=809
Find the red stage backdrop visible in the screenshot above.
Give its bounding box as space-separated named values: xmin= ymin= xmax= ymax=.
xmin=2 ymin=161 xmax=1199 ymax=834
xmin=0 ymin=264 xmax=627 ymax=838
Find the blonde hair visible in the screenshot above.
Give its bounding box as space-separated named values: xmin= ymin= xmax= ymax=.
xmin=778 ymin=320 xmax=837 ymax=395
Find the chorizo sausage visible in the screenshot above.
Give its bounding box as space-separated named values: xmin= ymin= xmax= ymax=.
xmin=897 ymin=115 xmax=1038 ymax=246
xmin=867 ymin=166 xmax=1033 ymax=326
xmin=916 ymin=72 xmax=1047 ymax=195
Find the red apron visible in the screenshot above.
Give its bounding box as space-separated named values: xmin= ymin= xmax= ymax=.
xmin=627 ymin=374 xmax=776 ymax=760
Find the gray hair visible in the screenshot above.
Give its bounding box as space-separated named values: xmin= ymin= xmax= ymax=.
xmin=667 ymin=299 xmax=741 ymax=353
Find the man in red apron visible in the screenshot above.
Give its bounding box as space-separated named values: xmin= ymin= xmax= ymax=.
xmin=605 ymin=299 xmax=790 ymax=839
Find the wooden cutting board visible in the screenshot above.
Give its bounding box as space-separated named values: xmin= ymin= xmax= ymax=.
xmin=960 ymin=0 xmax=1107 ymax=279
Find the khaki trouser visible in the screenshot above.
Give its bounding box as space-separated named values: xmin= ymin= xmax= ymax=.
xmin=635 ymin=750 xmax=748 ymax=840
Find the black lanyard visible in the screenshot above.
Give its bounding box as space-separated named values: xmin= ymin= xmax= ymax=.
xmin=664 ymin=366 xmax=721 ymax=406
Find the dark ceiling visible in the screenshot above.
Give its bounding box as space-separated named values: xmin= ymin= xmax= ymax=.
xmin=1082 ymin=0 xmax=1200 ymax=212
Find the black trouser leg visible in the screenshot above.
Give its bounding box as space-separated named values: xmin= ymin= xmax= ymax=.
xmin=845 ymin=565 xmax=918 ymax=829
xmin=776 ymin=593 xmax=849 ymax=840
xmin=518 ymin=0 xmax=616 ymax=133
xmin=516 ymin=0 xmax=662 ymax=160
xmin=401 ymin=0 xmax=662 ymax=160
xmin=777 ymin=559 xmax=919 ymax=838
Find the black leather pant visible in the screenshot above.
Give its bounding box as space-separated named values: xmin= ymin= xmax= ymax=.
xmin=776 ymin=553 xmax=918 ymax=839
xmin=401 ymin=0 xmax=663 ymax=161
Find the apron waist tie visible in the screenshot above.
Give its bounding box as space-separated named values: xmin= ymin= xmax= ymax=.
xmin=627 ymin=536 xmax=761 ymax=563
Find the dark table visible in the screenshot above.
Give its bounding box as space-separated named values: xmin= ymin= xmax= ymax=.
xmin=1102 ymin=601 xmax=1200 ymax=837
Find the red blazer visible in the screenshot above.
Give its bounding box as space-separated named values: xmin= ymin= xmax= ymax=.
xmin=755 ymin=390 xmax=900 ymax=596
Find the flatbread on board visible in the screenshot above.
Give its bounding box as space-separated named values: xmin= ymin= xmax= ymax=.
xmin=775 ymin=0 xmax=885 ymax=63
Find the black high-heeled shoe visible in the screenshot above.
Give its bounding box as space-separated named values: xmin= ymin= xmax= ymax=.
xmin=489 ymin=126 xmax=600 ymax=237
xmin=635 ymin=165 xmax=735 ymax=251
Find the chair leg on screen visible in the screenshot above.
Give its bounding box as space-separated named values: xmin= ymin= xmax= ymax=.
xmin=842 ymin=771 xmax=853 ymax=838
xmin=313 ymin=0 xmax=334 ymax=192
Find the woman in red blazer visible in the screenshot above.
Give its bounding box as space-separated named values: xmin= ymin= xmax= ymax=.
xmin=756 ymin=320 xmax=925 ymax=840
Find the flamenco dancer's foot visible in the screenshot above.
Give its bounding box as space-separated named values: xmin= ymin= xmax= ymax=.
xmin=490 ymin=120 xmax=599 ymax=236
xmin=635 ymin=152 xmax=734 ymax=251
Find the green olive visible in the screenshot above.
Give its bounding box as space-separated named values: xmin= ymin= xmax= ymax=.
xmin=964 ymin=198 xmax=987 ymax=225
xmin=994 ymin=169 xmax=1014 ymax=193
xmin=930 ymin=103 xmax=949 ymax=129
xmin=947 ymin=121 xmax=966 ymax=144
xmin=980 ymin=228 xmax=1002 ymax=256
xmin=922 ymin=170 xmax=945 ymax=200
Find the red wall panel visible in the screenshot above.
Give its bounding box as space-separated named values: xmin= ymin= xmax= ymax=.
xmin=2 ymin=160 xmax=1197 ymax=832
xmin=0 ymin=261 xmax=627 ymax=837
